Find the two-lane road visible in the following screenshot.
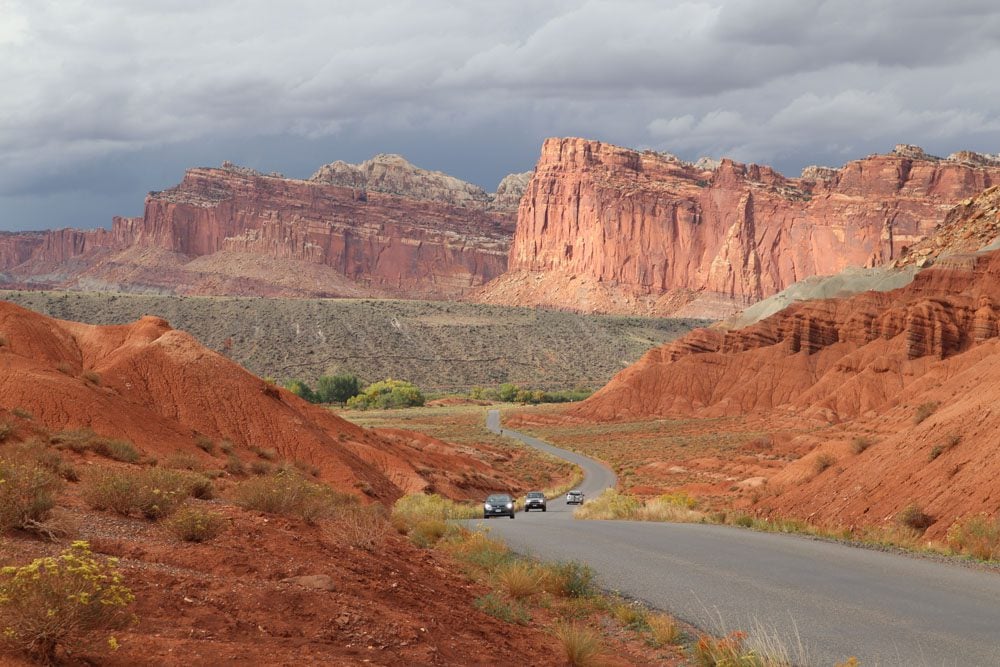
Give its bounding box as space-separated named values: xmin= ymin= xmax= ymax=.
xmin=482 ymin=410 xmax=1000 ymax=666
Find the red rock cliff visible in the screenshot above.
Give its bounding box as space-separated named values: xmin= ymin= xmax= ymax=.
xmin=475 ymin=138 xmax=1000 ymax=316
xmin=2 ymin=158 xmax=525 ymax=299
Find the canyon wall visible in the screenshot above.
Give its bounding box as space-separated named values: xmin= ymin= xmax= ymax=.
xmin=474 ymin=138 xmax=1000 ymax=316
xmin=0 ymin=156 xmax=528 ymax=299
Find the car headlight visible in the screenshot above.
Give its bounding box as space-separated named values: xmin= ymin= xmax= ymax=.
xmin=505 ymin=503 xmax=513 ymax=509
xmin=484 ymin=503 xmax=492 ymax=510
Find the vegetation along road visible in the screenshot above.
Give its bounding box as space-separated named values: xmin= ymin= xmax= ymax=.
xmin=483 ymin=410 xmax=1000 ymax=666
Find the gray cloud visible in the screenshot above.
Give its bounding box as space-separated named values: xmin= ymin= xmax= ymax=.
xmin=2 ymin=0 xmax=1000 ymax=230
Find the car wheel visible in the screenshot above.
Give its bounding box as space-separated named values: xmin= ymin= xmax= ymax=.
xmin=510 ymin=513 xmax=515 ymax=519
xmin=542 ymin=507 xmax=546 ymax=512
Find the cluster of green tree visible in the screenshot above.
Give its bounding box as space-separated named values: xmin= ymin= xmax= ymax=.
xmin=346 ymin=378 xmax=425 ymax=410
xmin=283 ymin=374 xmax=361 ymax=405
xmin=469 ymin=383 xmax=593 ymax=404
xmin=284 ymin=375 xmax=426 ymax=410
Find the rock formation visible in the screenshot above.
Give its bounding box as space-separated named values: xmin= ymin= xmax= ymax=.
xmin=0 ymin=157 xmax=529 ymax=300
xmin=474 ymin=138 xmax=1000 ymax=317
xmin=561 ymin=182 xmax=1000 ymax=535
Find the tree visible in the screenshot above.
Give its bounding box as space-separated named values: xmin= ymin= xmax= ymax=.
xmin=284 ymin=379 xmax=316 ymax=403
xmin=316 ymin=374 xmax=361 ymax=404
xmin=346 ymin=378 xmax=425 ymax=410
xmin=498 ymin=383 xmax=519 ymax=402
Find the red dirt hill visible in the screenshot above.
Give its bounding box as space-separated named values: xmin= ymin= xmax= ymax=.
xmin=566 ymin=236 xmax=1000 ymax=536
xmin=0 ymin=301 xmax=533 ymax=501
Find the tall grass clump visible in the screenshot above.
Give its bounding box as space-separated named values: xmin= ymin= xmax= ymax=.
xmin=390 ymin=493 xmax=478 ymax=534
xmin=494 ymin=561 xmax=544 ymax=600
xmin=0 ymin=459 xmax=61 ymax=534
xmin=947 ymin=514 xmax=1000 ymax=560
xmin=895 ymin=504 xmax=933 ymax=533
xmin=0 ymin=541 xmax=134 ymax=664
xmin=554 ymin=622 xmax=603 ymax=667
xmin=850 ymin=436 xmax=874 ymax=454
xmin=573 ymin=488 xmax=640 ymax=520
xmin=443 ymin=528 xmax=515 ymax=573
xmin=232 ymin=466 xmax=355 ymax=524
xmin=50 ymin=429 xmax=140 ymax=463
xmin=647 ymin=613 xmax=682 ymax=648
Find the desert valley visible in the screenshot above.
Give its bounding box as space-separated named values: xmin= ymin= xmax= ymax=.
xmin=4 ymin=3 xmax=1000 ymax=666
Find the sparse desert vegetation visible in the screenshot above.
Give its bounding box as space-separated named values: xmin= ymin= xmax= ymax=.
xmin=0 ymin=290 xmax=707 ymax=392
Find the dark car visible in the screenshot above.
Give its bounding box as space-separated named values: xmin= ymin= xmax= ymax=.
xmin=524 ymin=491 xmax=547 ymax=512
xmin=565 ymin=490 xmax=585 ymax=505
xmin=484 ymin=493 xmax=515 ymax=519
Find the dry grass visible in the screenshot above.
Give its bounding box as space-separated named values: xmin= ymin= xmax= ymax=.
xmin=50 ymin=428 xmax=141 ymax=463
xmin=82 ymin=468 xmax=210 ymax=520
xmin=647 ymin=613 xmax=682 ymax=647
xmin=947 ymin=514 xmax=1000 ymax=560
xmin=324 ymin=504 xmax=391 ymax=551
xmin=575 ymin=488 xmax=705 ymax=523
xmin=232 ymin=467 xmax=355 ymax=524
xmin=913 ymin=401 xmax=939 ymax=425
xmin=0 ymin=458 xmax=61 ymax=534
xmin=494 ymin=561 xmax=544 ymax=600
xmin=554 ymin=622 xmax=604 ymax=667
xmin=895 ymin=503 xmax=934 ymax=533
xmin=812 ymin=453 xmax=836 ymax=475
xmin=850 ymin=436 xmax=874 ymax=454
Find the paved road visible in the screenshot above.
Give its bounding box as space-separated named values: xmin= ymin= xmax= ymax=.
xmin=481 ymin=410 xmax=1000 ymax=666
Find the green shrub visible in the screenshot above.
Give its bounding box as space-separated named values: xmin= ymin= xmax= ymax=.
xmin=346 ymin=378 xmax=425 ymax=410
xmin=0 ymin=459 xmax=61 ymax=533
xmin=610 ymin=599 xmax=649 ymax=630
xmin=232 ymin=468 xmax=355 ymax=524
xmin=166 ymin=505 xmax=228 ymax=542
xmin=0 ymin=541 xmax=134 ymax=664
xmin=947 ymin=514 xmax=1000 ymax=560
xmin=473 ymin=592 xmax=529 ymax=625
xmin=315 ymin=374 xmax=361 ymax=404
xmin=82 ymin=468 xmax=201 ymax=519
xmin=3 ymin=438 xmax=77 ymax=482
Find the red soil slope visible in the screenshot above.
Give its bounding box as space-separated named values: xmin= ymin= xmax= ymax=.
xmin=0 ymin=302 xmax=531 ymax=501
xmin=569 ymin=244 xmax=1000 ymax=537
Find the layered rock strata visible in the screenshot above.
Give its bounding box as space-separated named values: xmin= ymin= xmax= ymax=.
xmin=475 ymin=139 xmax=1000 ymax=316
xmin=0 ymin=157 xmax=528 ymax=299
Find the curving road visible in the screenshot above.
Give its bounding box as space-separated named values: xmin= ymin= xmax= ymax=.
xmin=481 ymin=410 xmax=1000 ymax=666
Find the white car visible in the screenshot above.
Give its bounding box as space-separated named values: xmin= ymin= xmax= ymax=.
xmin=565 ymin=490 xmax=585 ymax=505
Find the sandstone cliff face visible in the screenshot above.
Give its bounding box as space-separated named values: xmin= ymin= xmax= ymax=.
xmin=1 ymin=157 xmax=526 ymax=300
xmin=475 ymin=138 xmax=1000 ymax=316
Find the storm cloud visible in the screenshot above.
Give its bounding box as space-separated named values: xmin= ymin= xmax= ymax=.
xmin=2 ymin=0 xmax=999 ymax=229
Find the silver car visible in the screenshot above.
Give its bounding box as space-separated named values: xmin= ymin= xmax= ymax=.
xmin=565 ymin=490 xmax=585 ymax=505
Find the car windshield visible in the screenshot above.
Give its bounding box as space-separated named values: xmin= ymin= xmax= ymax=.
xmin=487 ymin=494 xmax=511 ymax=503
xmin=527 ymin=492 xmax=544 ymax=498
xmin=569 ymin=491 xmax=582 ymax=496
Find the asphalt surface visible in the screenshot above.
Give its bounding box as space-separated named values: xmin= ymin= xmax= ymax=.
xmin=479 ymin=410 xmax=1000 ymax=666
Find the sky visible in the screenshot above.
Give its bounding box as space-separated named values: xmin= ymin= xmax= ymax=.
xmin=2 ymin=0 xmax=1000 ymax=231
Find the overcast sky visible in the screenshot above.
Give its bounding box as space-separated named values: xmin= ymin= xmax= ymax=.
xmin=3 ymin=0 xmax=1000 ymax=231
